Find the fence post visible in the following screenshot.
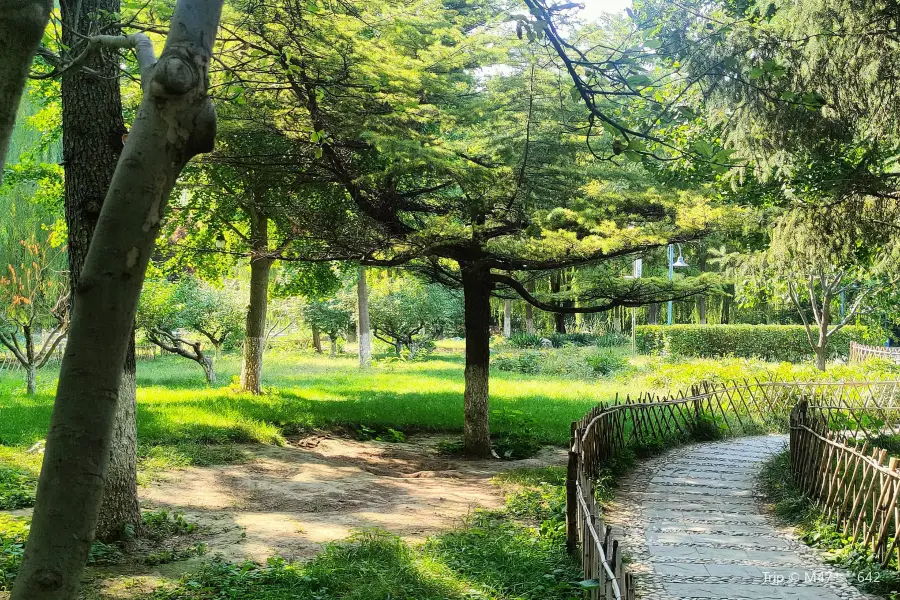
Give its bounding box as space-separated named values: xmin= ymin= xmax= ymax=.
xmin=566 ymin=422 xmax=579 ymax=555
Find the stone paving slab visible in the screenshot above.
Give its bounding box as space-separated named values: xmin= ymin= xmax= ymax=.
xmin=604 ymin=436 xmax=876 ymax=600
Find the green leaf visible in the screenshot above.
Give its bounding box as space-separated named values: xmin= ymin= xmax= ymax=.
xmin=575 ymin=579 xmax=602 ymax=589
xmin=693 ymin=140 xmax=714 ymax=157
xmin=624 ymin=150 xmax=642 ymax=162
xmin=626 ymin=74 xmax=652 ymax=88
xmin=644 ymin=39 xmax=663 ymax=49
xmin=748 ymin=66 xmax=764 ymax=80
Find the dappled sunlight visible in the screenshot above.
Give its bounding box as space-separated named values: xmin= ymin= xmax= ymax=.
xmin=140 ymin=436 xmax=565 ymax=563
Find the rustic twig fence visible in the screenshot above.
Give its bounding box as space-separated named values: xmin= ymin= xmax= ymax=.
xmin=850 ymin=341 xmax=900 ymax=365
xmin=0 ymin=343 xmax=158 ymax=372
xmin=568 ymin=378 xmax=900 ymax=598
xmin=791 ymin=400 xmax=900 ymax=568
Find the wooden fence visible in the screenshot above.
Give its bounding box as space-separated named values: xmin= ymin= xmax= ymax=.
xmin=568 ymin=378 xmax=900 ymax=597
xmin=791 ymin=400 xmax=900 ymax=568
xmin=850 ymin=341 xmax=900 ymax=365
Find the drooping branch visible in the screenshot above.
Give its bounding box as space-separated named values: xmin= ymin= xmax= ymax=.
xmin=490 ymin=272 xmax=715 ymax=314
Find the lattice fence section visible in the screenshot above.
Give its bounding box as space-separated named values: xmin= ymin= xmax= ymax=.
xmin=791 ymin=400 xmax=900 ymax=568
xmin=850 ymin=341 xmax=900 ymax=365
xmin=567 ymin=378 xmax=900 ymax=597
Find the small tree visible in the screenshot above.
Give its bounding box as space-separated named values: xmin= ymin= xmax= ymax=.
xmin=137 ymin=279 xmax=240 ymax=383
xmin=369 ymin=275 xmax=463 ymax=357
xmin=767 ymin=210 xmax=886 ymax=370
xmin=302 ymin=299 xmax=351 ymax=357
xmin=0 ymin=233 xmax=68 ymax=393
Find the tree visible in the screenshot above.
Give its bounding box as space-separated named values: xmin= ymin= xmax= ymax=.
xmin=767 ymin=209 xmax=888 ymax=371
xmin=218 ymin=0 xmax=716 ymax=456
xmin=137 ymin=278 xmax=241 ymax=382
xmin=11 ymin=0 xmax=224 ymax=594
xmin=368 ymin=273 xmax=463 ymax=357
xmin=0 ymin=231 xmax=68 ymax=394
xmin=302 ymin=298 xmax=351 ymax=357
xmin=0 ymin=0 xmax=51 ymax=178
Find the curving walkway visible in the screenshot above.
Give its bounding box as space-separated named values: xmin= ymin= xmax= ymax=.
xmin=606 ymin=436 xmax=876 ymax=600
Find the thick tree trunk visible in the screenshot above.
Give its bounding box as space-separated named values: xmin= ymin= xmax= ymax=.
xmin=312 ymin=325 xmax=322 ymax=353
xmin=95 ymin=339 xmax=138 ymax=541
xmin=0 ymin=0 xmax=51 ymax=178
xmin=10 ymin=1 xmax=223 ymax=596
xmin=697 ymin=296 xmax=707 ymax=325
xmin=815 ymin=345 xmax=827 ymax=371
xmin=357 ymin=266 xmax=372 ymax=368
xmin=395 ymin=340 xmax=402 ymax=356
xmin=330 ymin=336 xmax=337 ymax=357
xmin=240 ymin=211 xmax=271 ymax=395
xmin=503 ymin=300 xmax=512 ymax=338
xmin=648 ymin=303 xmax=659 ymax=325
xmin=462 ymin=264 xmax=492 ymax=458
xmin=524 ymin=304 xmax=534 ymax=334
xmin=61 ymin=0 xmax=141 ymax=542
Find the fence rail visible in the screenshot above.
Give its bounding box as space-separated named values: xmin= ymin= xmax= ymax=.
xmin=850 ymin=341 xmax=900 ymax=365
xmin=791 ymin=400 xmax=900 ymax=568
xmin=0 ymin=343 xmax=159 ymax=372
xmin=568 ymin=378 xmax=900 ymax=598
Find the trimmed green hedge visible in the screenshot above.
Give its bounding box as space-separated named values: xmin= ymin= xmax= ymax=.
xmin=635 ymin=325 xmax=873 ymax=362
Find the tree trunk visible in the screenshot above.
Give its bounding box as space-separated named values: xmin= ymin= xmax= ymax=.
xmin=95 ymin=338 xmax=138 ymax=541
xmin=462 ymin=264 xmax=492 ymax=458
xmin=550 ymin=272 xmax=566 ymax=333
xmin=815 ymin=345 xmax=827 ymax=371
xmin=330 ymin=336 xmax=337 ymax=357
xmin=525 ymin=304 xmax=534 ymax=334
xmin=722 ymin=286 xmax=733 ymax=324
xmin=395 ymin=340 xmax=402 ymax=356
xmin=10 ymin=1 xmax=223 ymax=596
xmin=503 ymin=299 xmax=512 ymax=338
xmin=312 ymin=325 xmax=322 ymax=353
xmin=26 ymin=364 xmax=36 ymax=395
xmin=0 ymin=0 xmax=51 ymax=178
xmin=648 ymin=303 xmax=659 ymax=325
xmin=201 ymin=355 xmax=216 ymax=384
xmin=357 ymin=266 xmax=372 ymax=368
xmin=61 ymin=0 xmax=141 ymax=542
xmin=697 ymin=296 xmax=707 ymax=325
xmin=240 ymin=210 xmax=271 ymax=395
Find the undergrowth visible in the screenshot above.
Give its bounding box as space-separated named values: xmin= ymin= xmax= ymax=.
xmin=758 ymin=449 xmax=900 ymax=599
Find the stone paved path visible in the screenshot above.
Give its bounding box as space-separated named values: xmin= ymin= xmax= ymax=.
xmin=606 ymin=435 xmax=877 ymax=600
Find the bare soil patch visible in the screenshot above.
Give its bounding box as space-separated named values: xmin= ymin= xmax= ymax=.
xmin=140 ymin=434 xmax=565 ymax=564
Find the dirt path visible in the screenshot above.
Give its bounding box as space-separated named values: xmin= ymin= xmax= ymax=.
xmin=141 ymin=435 xmax=565 ymax=563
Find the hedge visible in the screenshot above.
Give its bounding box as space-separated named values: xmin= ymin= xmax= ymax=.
xmin=634 ymin=324 xmax=874 ymax=362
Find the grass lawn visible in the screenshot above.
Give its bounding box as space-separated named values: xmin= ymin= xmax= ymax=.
xmin=0 ymin=348 xmax=623 ymax=451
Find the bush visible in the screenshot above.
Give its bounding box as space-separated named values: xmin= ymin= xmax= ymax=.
xmin=507 ymin=332 xmax=630 ymax=349
xmin=492 ymin=347 xmax=630 ymax=379
xmin=635 ymin=324 xmax=872 ymax=362
xmin=585 ymin=351 xmax=628 ymax=376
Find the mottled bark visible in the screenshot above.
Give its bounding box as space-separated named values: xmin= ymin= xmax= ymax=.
xmin=0 ymin=0 xmax=51 ymax=178
xmin=357 ymin=266 xmax=371 ymax=368
xmin=61 ymin=0 xmax=141 ymax=542
xmin=11 ymin=0 xmax=223 ymax=595
xmin=648 ymin=303 xmax=659 ymax=325
xmin=26 ymin=364 xmax=36 ymax=395
xmin=240 ymin=209 xmax=271 ymax=394
xmin=462 ymin=264 xmax=492 ymax=458
xmin=697 ymin=296 xmax=707 ymax=325
xmin=330 ymin=335 xmax=337 ymax=357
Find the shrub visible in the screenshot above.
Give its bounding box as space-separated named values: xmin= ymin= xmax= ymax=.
xmin=635 ymin=324 xmax=872 ymax=362
xmin=507 ymin=332 xmax=630 ymax=349
xmin=0 ymin=515 xmax=26 ymax=590
xmin=585 ymin=351 xmax=628 ymax=376
xmin=492 ymin=350 xmax=541 ymax=374
xmin=508 ymin=333 xmax=544 ymax=349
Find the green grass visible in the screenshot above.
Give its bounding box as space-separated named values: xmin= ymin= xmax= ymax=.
xmin=142 ymin=467 xmax=584 ymax=600
xmin=758 ymin=450 xmax=900 ymax=599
